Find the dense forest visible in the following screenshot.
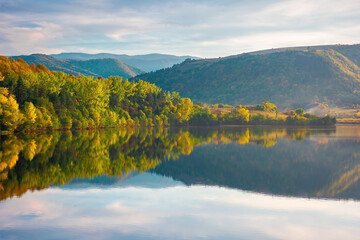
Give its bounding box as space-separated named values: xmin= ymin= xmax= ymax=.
xmin=133 ymin=44 xmax=360 ymax=110
xmin=0 ymin=56 xmax=334 ymax=133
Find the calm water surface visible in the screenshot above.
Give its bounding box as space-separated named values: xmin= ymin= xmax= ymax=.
xmin=1 ymin=126 xmax=360 ymax=239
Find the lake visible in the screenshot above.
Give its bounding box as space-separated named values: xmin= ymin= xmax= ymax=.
xmin=1 ymin=125 xmax=360 ymax=239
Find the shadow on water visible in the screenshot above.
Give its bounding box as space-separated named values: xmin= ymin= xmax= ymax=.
xmin=2 ymin=125 xmax=360 ymax=201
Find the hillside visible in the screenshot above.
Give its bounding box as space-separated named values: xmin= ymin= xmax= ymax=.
xmin=51 ymin=52 xmax=199 ymax=72
xmin=0 ymin=56 xmax=334 ymax=135
xmin=67 ymin=58 xmax=145 ymax=78
xmin=11 ymin=54 xmax=145 ymax=78
xmin=0 ymin=55 xmax=198 ymax=133
xmin=134 ymin=44 xmax=360 ymax=110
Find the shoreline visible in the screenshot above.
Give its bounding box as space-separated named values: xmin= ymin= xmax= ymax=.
xmin=1 ymin=123 xmax=340 ymax=136
xmin=336 ymin=121 xmax=360 ymax=125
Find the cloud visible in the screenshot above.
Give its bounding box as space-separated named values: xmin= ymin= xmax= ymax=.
xmin=0 ymin=0 xmax=360 ymax=57
xmin=0 ymin=21 xmax=64 ymax=54
xmin=1 ymin=185 xmax=360 ymax=240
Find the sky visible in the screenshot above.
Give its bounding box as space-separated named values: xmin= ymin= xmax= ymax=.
xmin=1 ymin=0 xmax=360 ymax=58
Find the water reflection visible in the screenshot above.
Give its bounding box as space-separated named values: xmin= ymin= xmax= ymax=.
xmin=2 ymin=126 xmax=360 ymax=201
xmin=3 ymin=182 xmax=360 ymax=240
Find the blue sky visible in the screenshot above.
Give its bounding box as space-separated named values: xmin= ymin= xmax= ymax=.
xmin=1 ymin=0 xmax=360 ymax=57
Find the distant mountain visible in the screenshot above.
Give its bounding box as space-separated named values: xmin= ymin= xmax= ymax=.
xmin=11 ymin=54 xmax=145 ymax=78
xmin=51 ymin=52 xmax=199 ymax=72
xmin=133 ymin=44 xmax=360 ymax=110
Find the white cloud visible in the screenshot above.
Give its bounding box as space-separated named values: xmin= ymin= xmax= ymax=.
xmin=0 ymin=0 xmax=360 ymax=57
xmin=0 ymin=21 xmax=64 ymax=55
xmin=1 ymin=185 xmax=360 ymax=239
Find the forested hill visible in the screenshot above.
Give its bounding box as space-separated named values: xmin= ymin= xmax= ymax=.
xmin=0 ymin=56 xmax=196 ymax=133
xmin=0 ymin=56 xmax=335 ymax=133
xmin=50 ymin=53 xmax=199 ymax=72
xmin=11 ymin=54 xmax=145 ymax=78
xmin=134 ymin=44 xmax=360 ymax=110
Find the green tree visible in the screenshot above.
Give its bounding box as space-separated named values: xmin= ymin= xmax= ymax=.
xmin=295 ymin=108 xmax=304 ymax=115
xmin=15 ymin=76 xmax=27 ymax=105
xmin=256 ymin=102 xmax=277 ymax=112
xmin=175 ymin=98 xmax=193 ymax=124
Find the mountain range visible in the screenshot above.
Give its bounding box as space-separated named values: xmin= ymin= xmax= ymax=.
xmin=133 ymin=44 xmax=360 ymax=110
xmin=10 ymin=53 xmax=199 ymax=79
xmin=9 ymin=44 xmax=360 ymax=111
xmin=10 ymin=54 xmax=146 ymax=79
xmin=51 ymin=53 xmax=199 ymax=72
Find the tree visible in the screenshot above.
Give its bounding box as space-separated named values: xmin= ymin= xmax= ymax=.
xmin=21 ymin=102 xmax=37 ymax=130
xmin=175 ymin=98 xmax=193 ymax=124
xmin=15 ymin=76 xmax=27 ymax=105
xmin=0 ymin=87 xmax=23 ymax=132
xmin=224 ymin=108 xmax=249 ymax=124
xmin=234 ymin=108 xmax=250 ymax=123
xmin=295 ymin=108 xmax=304 ymax=115
xmin=256 ymin=102 xmax=277 ymax=112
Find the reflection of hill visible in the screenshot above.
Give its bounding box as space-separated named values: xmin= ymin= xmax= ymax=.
xmin=62 ymin=172 xmax=183 ymax=189
xmin=154 ymin=128 xmax=360 ymax=200
xmin=0 ymin=126 xmax=339 ymax=201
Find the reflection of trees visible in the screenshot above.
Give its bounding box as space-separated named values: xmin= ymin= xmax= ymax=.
xmin=0 ymin=126 xmax=333 ymax=201
xmin=0 ymin=128 xmax=194 ymax=200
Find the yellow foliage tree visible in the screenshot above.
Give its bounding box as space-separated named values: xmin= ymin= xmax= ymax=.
xmin=0 ymin=87 xmax=23 ymax=132
xmin=24 ymin=102 xmax=37 ymax=130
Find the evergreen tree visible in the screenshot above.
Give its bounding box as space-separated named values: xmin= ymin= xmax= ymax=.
xmin=15 ymin=76 xmax=27 ymax=105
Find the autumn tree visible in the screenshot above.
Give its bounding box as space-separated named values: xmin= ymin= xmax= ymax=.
xmin=0 ymin=87 xmax=23 ymax=132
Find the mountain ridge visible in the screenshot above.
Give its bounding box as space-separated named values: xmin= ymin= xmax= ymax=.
xmin=133 ymin=44 xmax=360 ymax=110
xmin=10 ymin=54 xmax=146 ymax=78
xmin=50 ymin=52 xmax=199 ymax=72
